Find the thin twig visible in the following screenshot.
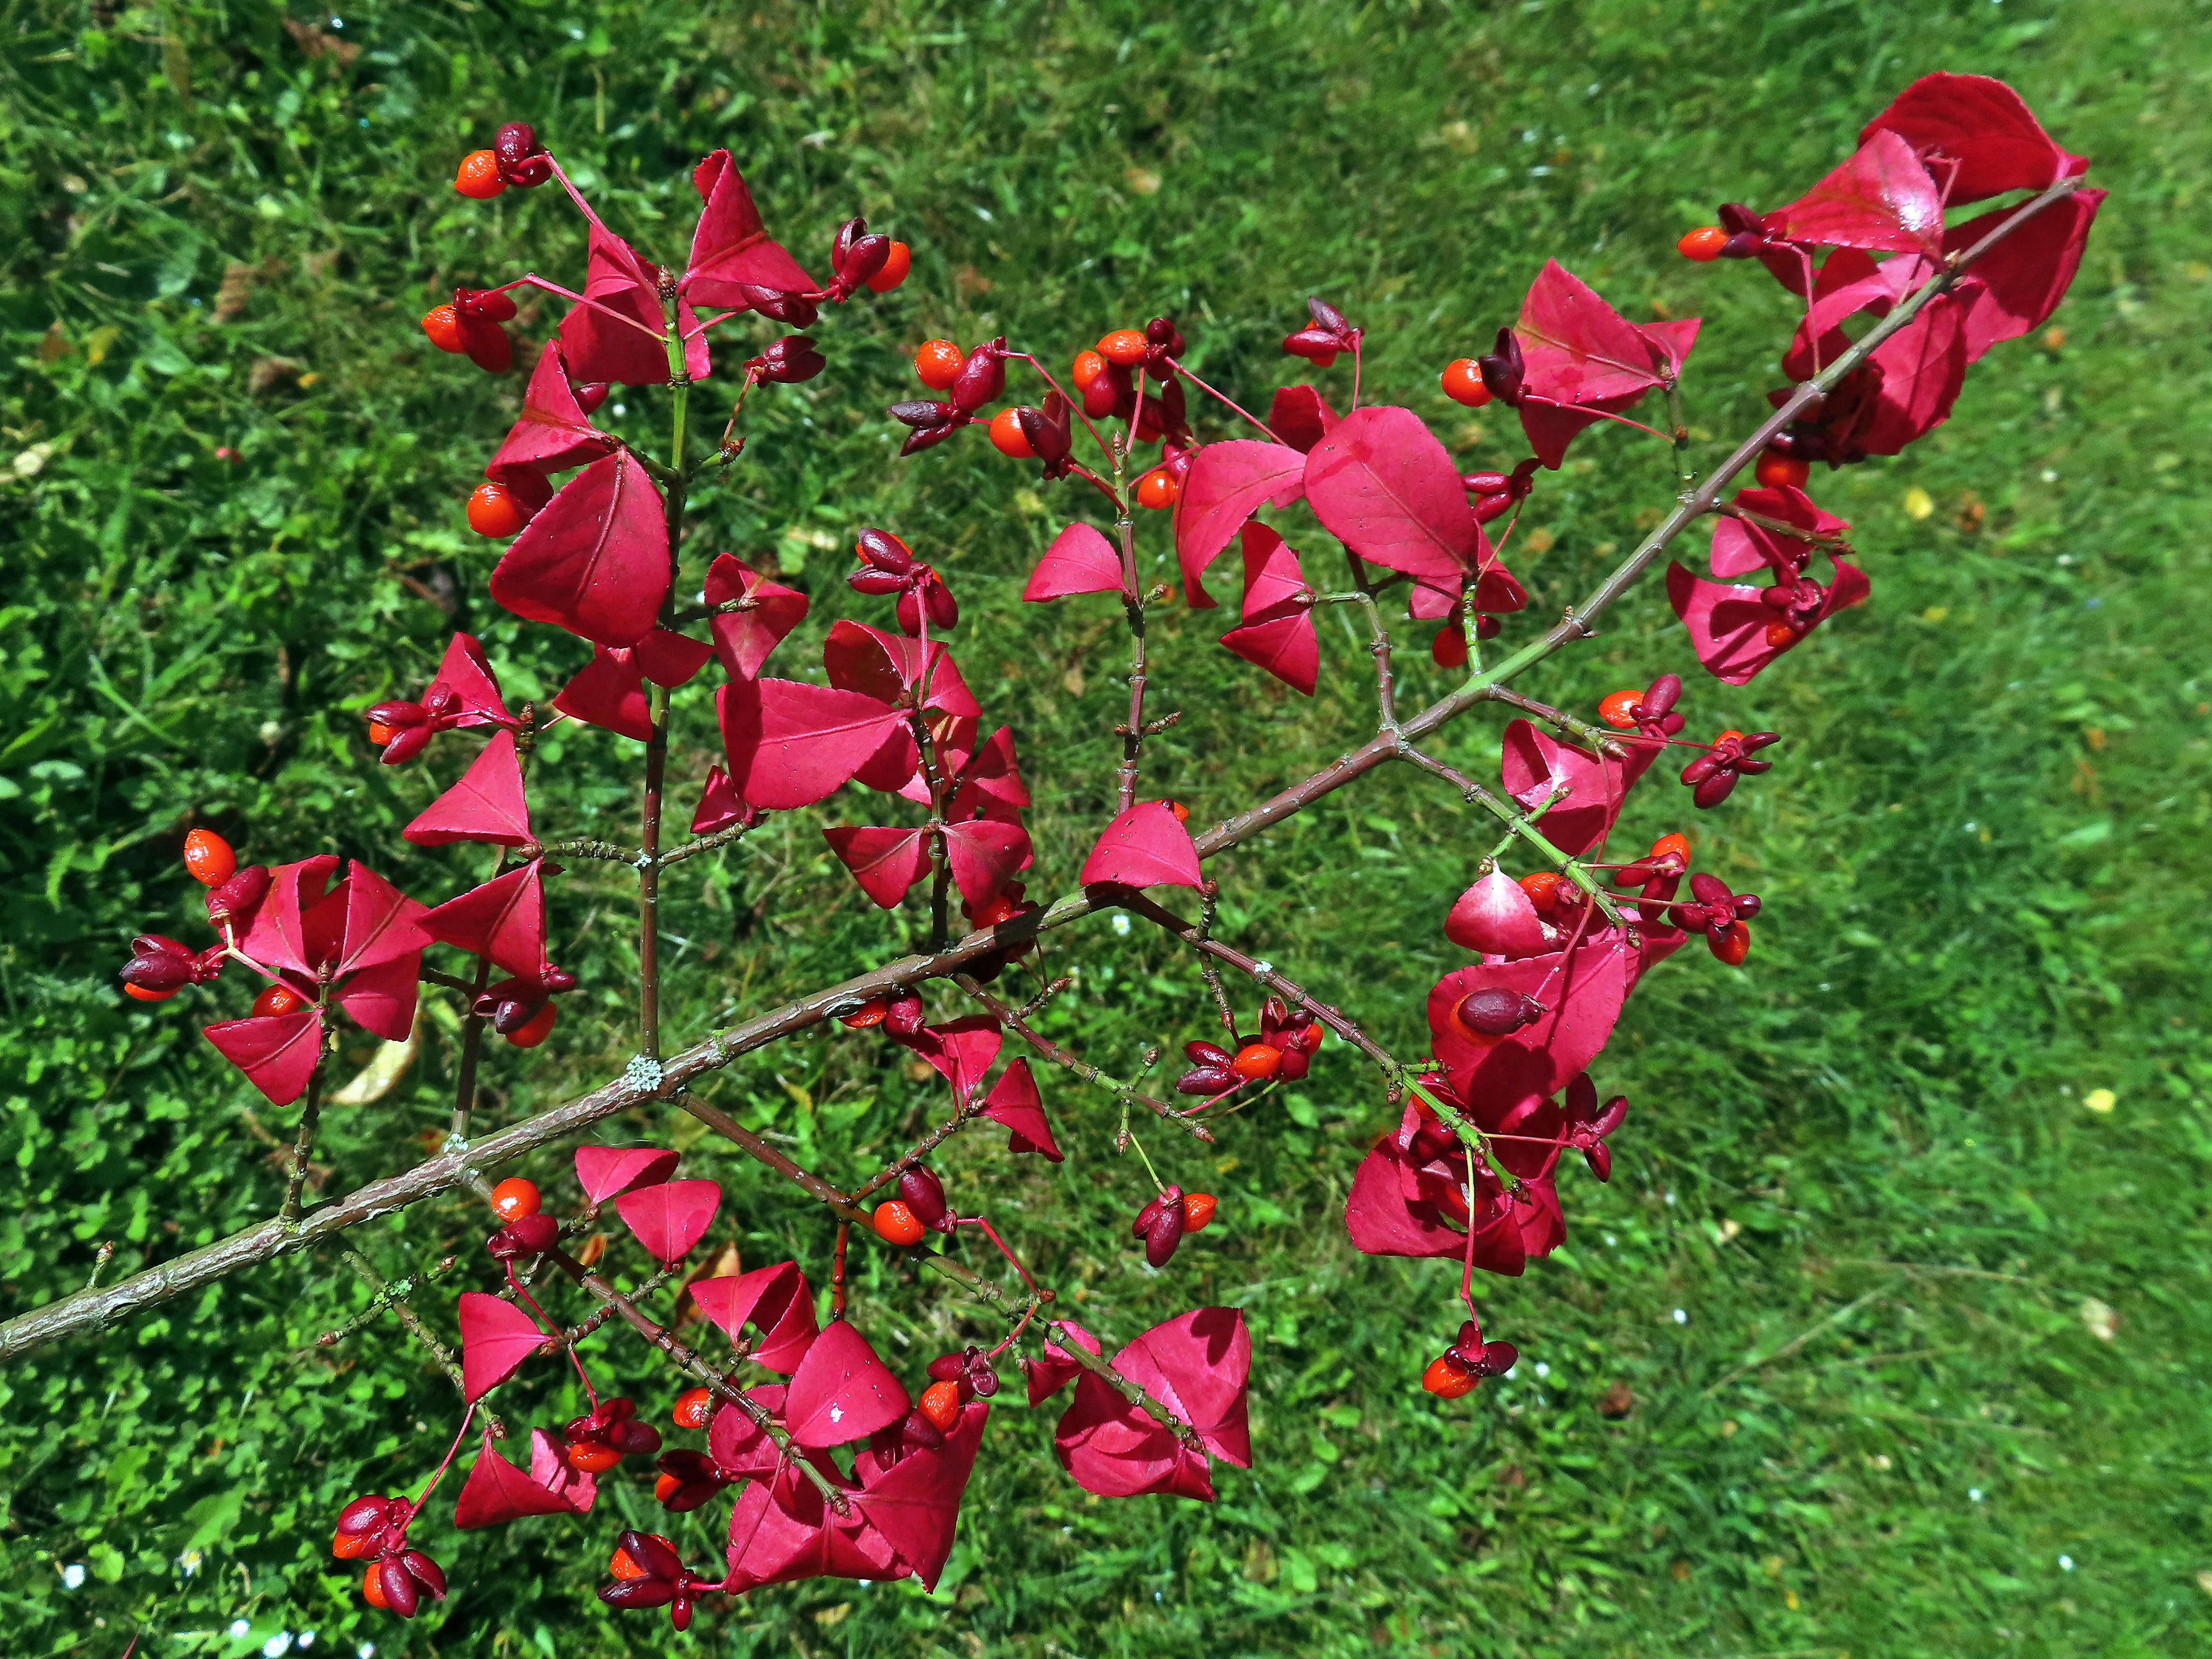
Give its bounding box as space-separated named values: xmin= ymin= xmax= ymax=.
xmin=954 ymin=973 xmax=1212 ymax=1142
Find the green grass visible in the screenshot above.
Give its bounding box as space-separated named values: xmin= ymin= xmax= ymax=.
xmin=3 ymin=0 xmax=2210 ymax=1654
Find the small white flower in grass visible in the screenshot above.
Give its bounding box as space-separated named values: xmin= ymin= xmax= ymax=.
xmin=1970 ymin=1488 xmax=1984 ymax=1503
xmin=264 ymin=1633 xmax=295 ymax=1658
xmin=2059 ymin=1555 xmax=2075 ymax=1572
xmin=229 ymin=1620 xmax=252 ymax=1638
xmin=1112 ymin=914 xmax=1130 ymax=936
xmin=299 ymin=1635 xmax=316 ymax=1651
xmin=177 ymin=1549 xmax=203 ymax=1577
xmin=359 ymin=1644 xmax=377 ymax=1659
xmin=61 ymin=1563 xmax=86 ymax=1590
xmin=1533 ymin=1362 xmax=1550 ymax=1379
xmin=1672 ymin=1308 xmax=1688 ymax=1325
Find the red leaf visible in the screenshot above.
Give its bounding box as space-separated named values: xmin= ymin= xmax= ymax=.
xmin=487 ymin=341 xmax=616 ymax=480
xmin=683 ymin=149 xmax=817 ymax=309
xmin=1024 ymin=522 xmax=1126 ymax=601
xmin=1218 ymin=523 xmax=1318 ymax=696
xmin=721 ymin=1458 xmax=895 ymax=1592
xmin=1515 ymin=261 xmax=1676 ymax=404
xmin=489 ymin=448 xmax=670 ymax=649
xmin=1426 ymin=930 xmax=1638 ymax=1096
xmin=1079 ymin=801 xmax=1202 ymax=889
xmin=1498 ymin=719 xmax=1628 ymax=858
xmin=784 ymin=1320 xmax=911 ymax=1447
xmin=852 ymin=1402 xmax=989 ymax=1590
xmin=1853 ymin=284 xmax=1978 ymax=456
xmin=1774 ymin=130 xmax=1944 ymax=254
xmin=1666 ymin=559 xmax=1870 ymax=686
xmin=335 ymin=862 xmax=431 ymax=979
xmin=1709 ymin=487 xmax=1851 ymax=578
xmin=615 ymin=1178 xmax=722 ymax=1264
xmin=1117 ymin=1307 xmax=1252 ymax=1469
xmin=403 ymin=729 xmax=533 ymax=848
xmin=1344 ymin=1130 xmax=1472 ymax=1260
xmin=574 ymin=1145 xmax=680 ymax=1204
xmin=691 ymin=1263 xmax=817 ymax=1374
xmin=453 ymin=1427 xmax=581 ymax=1528
xmin=1444 ymin=871 xmax=1550 ymax=957
xmin=1054 ymin=1371 xmax=1215 ymax=1500
xmin=202 ymin=1008 xmax=324 ymax=1106
xmin=823 ymin=621 xmax=978 ymax=717
xmin=1173 ymin=440 xmax=1306 ymax=607
xmin=558 ymin=224 xmax=711 ymax=387
xmin=420 ymin=860 xmax=551 ymax=983
xmin=944 ymin=819 xmax=1030 ymax=914
xmin=428 ymin=633 xmax=515 ymax=730
xmin=905 ymin=1015 xmax=1003 ymax=1099
xmin=528 ymin=1426 xmax=598 ymax=1514
xmin=708 ymin=1385 xmax=790 ymax=1478
xmin=331 ymin=954 xmax=424 ymax=1044
xmin=458 ymin=1290 xmax=550 ymax=1401
xmin=955 ymin=725 xmax=1029 ymax=809
xmin=1266 ymin=384 xmax=1338 ymax=453
xmin=981 ymin=1058 xmax=1061 ymax=1161
xmin=1025 ymin=1322 xmax=1101 ymax=1405
xmin=237 ymin=854 xmax=340 ymax=977
xmin=716 ymin=678 xmax=906 ymax=810
xmin=551 ymin=647 xmax=652 ymax=741
xmin=1860 ymin=72 xmax=2087 ymax=205
xmin=690 ymin=765 xmax=751 ymax=836
xmin=1943 ymin=190 xmax=2104 ymax=362
xmin=1303 ymin=407 xmax=1476 ymax=583
xmin=703 ymin=554 xmax=810 ymax=679
xmin=822 ymin=825 xmax=930 ymax=908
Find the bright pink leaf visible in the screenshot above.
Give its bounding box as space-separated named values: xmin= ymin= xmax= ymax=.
xmin=1024 ymin=521 xmax=1127 ymax=601
xmin=552 ymin=647 xmax=652 ymax=741
xmin=202 ymin=1008 xmax=324 ymax=1106
xmin=1266 ymin=384 xmax=1337 ymax=453
xmin=334 ymin=862 xmax=430 ymax=979
xmin=1427 ymin=929 xmax=1638 ymax=1096
xmin=703 ymin=553 xmax=810 ymax=680
xmin=1774 ymin=129 xmax=1944 ymax=254
xmin=529 ymin=1426 xmax=598 ymax=1514
xmin=558 ymin=224 xmax=711 ymax=387
xmin=683 ymin=149 xmax=817 ymax=308
xmin=906 ymin=1015 xmax=1004 ymax=1100
xmin=487 ymin=342 xmax=616 ymax=480
xmin=981 ymin=1058 xmax=1061 ymax=1161
xmin=615 ymin=1178 xmax=722 ymax=1264
xmin=1709 ymin=487 xmax=1851 ymax=578
xmin=708 ymin=1384 xmax=790 ymax=1479
xmin=458 ymin=1290 xmax=550 ymax=1401
xmin=1173 ymin=440 xmax=1306 ymax=607
xmin=1516 ymin=261 xmax=1675 ymax=404
xmin=1054 ymin=1371 xmax=1216 ymax=1500
xmin=823 ymin=621 xmax=978 ymax=717
xmin=852 ymin=1401 xmax=988 ymax=1590
xmin=1444 ymin=870 xmax=1550 ymax=957
xmin=489 ymin=448 xmax=670 ymax=649
xmin=784 ymin=1320 xmax=911 ymax=1447
xmin=453 ymin=1427 xmax=581 ymax=1528
xmin=1115 ymin=1308 xmax=1252 ymax=1469
xmin=721 ymin=1457 xmax=896 ymax=1593
xmin=1303 ymin=406 xmax=1476 ymax=583
xmin=1499 ymin=719 xmax=1627 ymax=857
xmin=403 ymin=729 xmax=534 ymax=848
xmin=420 ymin=860 xmax=551 ymax=983
xmin=237 ymin=854 xmax=340 ymax=978
xmin=428 ymin=633 xmax=515 ymax=730
xmin=574 ymin=1145 xmax=681 ymax=1204
xmin=1943 ymin=190 xmax=2104 ymax=362
xmin=1026 ymin=1322 xmax=1101 ymax=1405
xmin=1666 ymin=559 xmax=1871 ymax=686
xmin=691 ymin=765 xmax=751 ymax=836
xmin=1080 ymin=801 xmax=1202 ymax=890
xmin=944 ymin=819 xmax=1030 ymax=913
xmin=1860 ymin=72 xmax=2088 ymax=204
xmin=1219 ymin=523 xmax=1318 ymax=696
xmin=716 ymin=678 xmax=906 ymax=811
xmin=331 ymin=954 xmax=424 ymax=1045
xmin=1344 ymin=1128 xmax=1472 ymax=1260
xmin=823 ymin=825 xmax=931 ymax=909
xmin=691 ymin=1263 xmax=817 ymax=1374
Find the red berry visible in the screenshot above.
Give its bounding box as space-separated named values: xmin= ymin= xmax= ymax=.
xmin=1710 ymin=920 xmax=1751 ymax=966
xmin=466 ymin=481 xmax=527 ymax=538
xmin=421 ymin=304 xmax=467 ymax=353
xmin=363 ymin=1563 xmax=390 ymax=1609
xmin=1431 ymin=622 xmax=1469 ymax=669
xmin=252 ymin=984 xmax=306 ymax=1019
xmin=454 ymin=149 xmax=507 ymax=199
xmin=1070 ymin=348 xmax=1107 ymax=390
xmin=1230 ymin=1042 xmax=1282 ymax=1083
xmin=1649 ymin=831 xmax=1692 ymax=863
xmin=1441 ymin=359 xmax=1492 ymax=408
xmin=1754 ymin=451 xmax=1810 ymax=490
xmin=840 ymin=998 xmax=888 ymax=1029
xmin=914 ymin=339 xmax=965 ymax=390
xmin=988 ymin=408 xmax=1034 ymax=458
xmin=1181 ymin=1192 xmax=1218 ymax=1232
xmin=1598 ymin=688 xmax=1642 ymax=728
xmin=1677 ymin=225 xmax=1729 ymax=261
xmin=672 ymin=1386 xmax=713 ymax=1429
xmin=654 ymin=1471 xmax=683 ymax=1504
xmin=1764 ymin=619 xmax=1802 ymax=648
xmin=568 ymin=1439 xmax=623 ymax=1474
xmin=609 ymin=1536 xmax=669 ymax=1580
xmin=183 ymin=828 xmax=236 ymax=886
xmin=1422 ymin=1354 xmax=1478 ymax=1397
xmin=1097 ymin=329 xmax=1148 ymax=367
xmin=332 ymin=1527 xmax=376 ymax=1561
xmin=918 ymin=1379 xmax=964 ymax=1432
xmin=124 ymin=982 xmax=176 ymax=1003
xmin=490 ymin=1176 xmax=541 ymax=1223
xmin=1164 ymin=800 xmax=1191 ymax=824
xmin=1135 ymin=468 xmax=1179 ymax=510
xmin=1712 ymin=728 xmax=1745 ymax=747
xmin=873 ymin=1200 xmax=926 ymax=1247
xmin=1519 ymin=871 xmax=1561 ymax=912
xmin=867 ymin=240 xmax=912 ymax=293
xmin=506 ymin=1000 xmax=557 ymax=1048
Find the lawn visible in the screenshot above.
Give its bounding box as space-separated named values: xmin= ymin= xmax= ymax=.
xmin=3 ymin=0 xmax=2209 ymax=1655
